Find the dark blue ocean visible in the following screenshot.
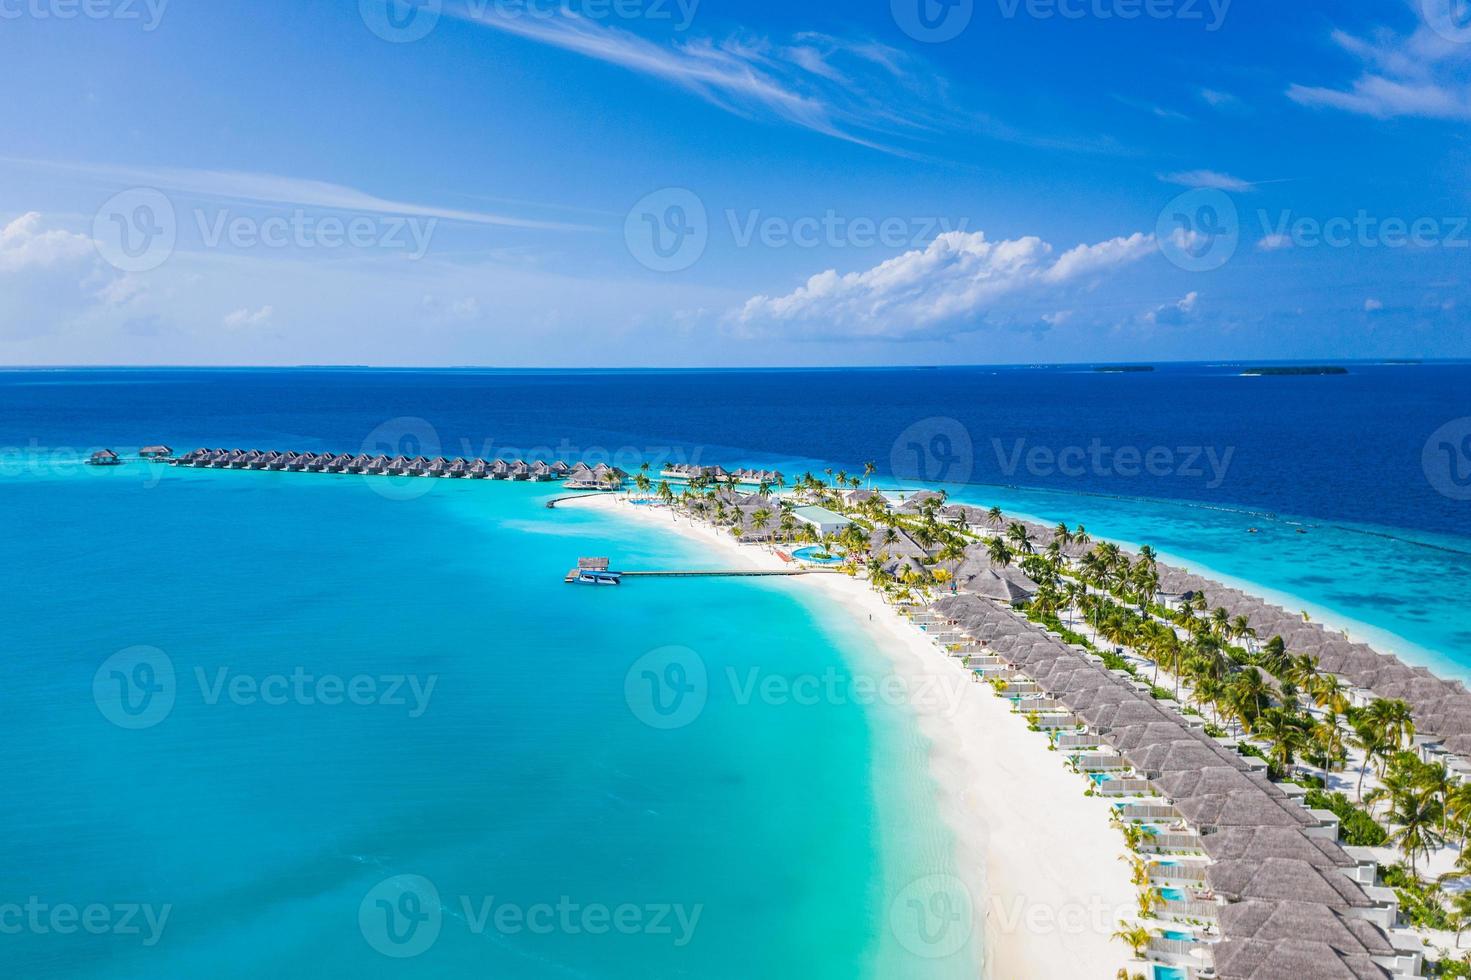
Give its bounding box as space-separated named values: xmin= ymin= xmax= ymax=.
xmin=3 ymin=361 xmax=1465 ymax=537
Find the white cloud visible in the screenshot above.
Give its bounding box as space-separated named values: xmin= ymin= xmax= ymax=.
xmin=1161 ymin=170 xmax=1253 ymax=192
xmin=0 ymin=212 xmax=120 ymax=340
xmin=1256 ymin=234 xmax=1293 ymax=251
xmin=0 ymin=212 xmax=94 ymax=271
xmin=730 ymin=229 xmax=1157 ymax=339
xmin=1287 ymin=5 xmax=1471 ymax=121
xmin=223 ymin=305 xmax=274 ymax=328
xmin=1144 ymin=291 xmax=1200 ymax=325
xmin=1364 ymin=297 xmax=1384 ymax=312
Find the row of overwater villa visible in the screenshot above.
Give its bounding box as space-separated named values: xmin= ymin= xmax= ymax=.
xmin=170 ymin=448 xmax=628 ymax=490
xmin=913 ymin=590 xmax=1425 ymax=980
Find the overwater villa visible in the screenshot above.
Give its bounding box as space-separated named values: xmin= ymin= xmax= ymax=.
xmin=173 ymin=446 xmax=623 ymax=489
xmin=85 ymin=449 xmax=122 ymax=466
xmin=139 ymin=445 xmax=172 ymax=459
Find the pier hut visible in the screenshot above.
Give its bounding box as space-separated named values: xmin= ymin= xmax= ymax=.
xmin=566 ymin=557 xmax=623 ymax=586
xmin=139 ymin=445 xmax=173 ymax=460
xmin=86 ymin=449 xmax=122 ymax=466
xmin=469 ymin=459 xmax=489 ymax=478
xmin=448 ymin=457 xmax=470 ymax=478
xmin=509 ymin=460 xmax=530 ymax=481
xmin=427 ymin=457 xmax=450 ymax=477
xmin=369 ymin=455 xmax=392 ymax=474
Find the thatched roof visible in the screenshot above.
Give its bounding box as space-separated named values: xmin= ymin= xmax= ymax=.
xmin=1206 ymin=858 xmax=1371 ymax=908
xmin=1198 ymin=827 xmax=1357 ymax=869
xmin=1212 ymin=938 xmax=1390 ymax=979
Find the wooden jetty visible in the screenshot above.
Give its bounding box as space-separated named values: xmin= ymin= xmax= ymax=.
xmin=564 ymin=554 xmax=824 ymax=585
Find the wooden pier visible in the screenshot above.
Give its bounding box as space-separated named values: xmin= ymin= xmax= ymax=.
xmin=564 ymin=566 xmax=826 ymax=584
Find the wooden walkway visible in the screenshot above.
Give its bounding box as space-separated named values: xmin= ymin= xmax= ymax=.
xmin=545 ymin=492 xmax=612 ymax=509
xmin=565 ymin=567 xmax=830 ymax=584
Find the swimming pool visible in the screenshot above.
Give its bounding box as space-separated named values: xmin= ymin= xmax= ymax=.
xmin=1157 ymin=886 xmax=1186 ymax=902
xmin=1088 ymin=772 xmax=1116 ymax=784
xmin=1160 ymin=929 xmax=1193 ymax=941
xmin=1154 ymin=966 xmax=1188 ymax=980
xmin=792 ymin=546 xmax=845 ymax=565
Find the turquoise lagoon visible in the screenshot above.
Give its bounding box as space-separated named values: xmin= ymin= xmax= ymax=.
xmin=1 ymin=465 xmax=977 ymax=979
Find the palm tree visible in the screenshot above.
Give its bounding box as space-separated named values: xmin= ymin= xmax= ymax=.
xmin=1369 ymin=699 xmax=1416 ymax=755
xmin=1053 ymin=522 xmax=1072 ymax=548
xmin=1006 ymin=521 xmax=1034 ymax=554
xmin=1451 ymin=890 xmax=1471 ymax=948
xmin=1349 ymin=712 xmax=1388 ymax=802
xmin=1256 ymin=707 xmax=1311 ymax=776
xmin=1387 ymin=786 xmax=1445 ymax=877
xmin=986 ymin=506 xmax=1004 ymax=529
xmin=1307 ymin=712 xmax=1349 ymax=773
xmin=1111 ymin=923 xmax=1150 ymax=959
xmin=1309 ymin=673 xmax=1351 ymax=715
xmin=1258 ymin=636 xmax=1291 ymax=677
xmin=863 ymin=460 xmax=876 ymax=488
xmin=986 ymin=537 xmax=1013 ymax=568
xmin=751 ymin=508 xmax=772 ymax=534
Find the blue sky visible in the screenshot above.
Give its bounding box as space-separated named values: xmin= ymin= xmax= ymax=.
xmin=0 ymin=0 xmax=1468 ymax=366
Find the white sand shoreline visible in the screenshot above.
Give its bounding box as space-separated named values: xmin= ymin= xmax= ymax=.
xmin=569 ymin=494 xmax=1135 ymax=978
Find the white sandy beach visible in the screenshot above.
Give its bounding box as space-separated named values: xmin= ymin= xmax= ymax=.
xmin=572 ymin=494 xmax=1136 ymax=978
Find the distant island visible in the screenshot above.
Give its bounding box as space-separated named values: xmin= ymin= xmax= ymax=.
xmin=1241 ymin=366 xmax=1349 ymax=376
xmin=1093 ymin=366 xmax=1155 ymax=373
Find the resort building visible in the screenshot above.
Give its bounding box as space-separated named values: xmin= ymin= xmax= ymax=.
xmin=921 ymin=592 xmax=1427 ymax=980
xmin=139 ymin=445 xmax=173 ymax=459
xmin=790 ymin=505 xmax=849 ymax=537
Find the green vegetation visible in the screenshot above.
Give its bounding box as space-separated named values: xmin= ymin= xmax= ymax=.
xmin=1382 ymin=863 xmax=1453 ymax=931
xmin=1304 ymin=790 xmax=1389 ymax=846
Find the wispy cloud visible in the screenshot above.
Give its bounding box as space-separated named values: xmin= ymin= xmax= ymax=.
xmin=729 ymin=229 xmax=1158 ymax=340
xmin=451 ymin=8 xmax=950 ymax=156
xmin=1112 ymin=94 xmax=1191 ymax=122
xmin=3 ymin=158 xmax=591 ymax=231
xmin=1287 ymin=3 xmax=1471 ymax=121
xmin=223 ymin=305 xmax=274 ymax=329
xmin=1160 ymin=169 xmax=1254 ymax=192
